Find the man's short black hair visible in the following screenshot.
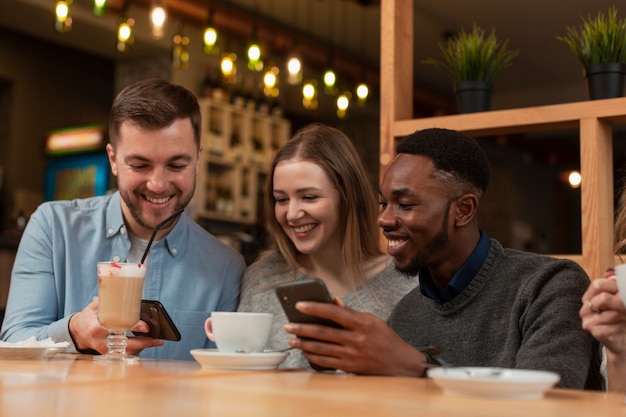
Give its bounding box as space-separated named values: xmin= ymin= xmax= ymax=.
xmin=396 ymin=128 xmax=491 ymax=194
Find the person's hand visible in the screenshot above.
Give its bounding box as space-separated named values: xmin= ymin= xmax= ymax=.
xmin=580 ymin=275 xmax=626 ymax=355
xmin=283 ymin=301 xmax=428 ymax=376
xmin=69 ymin=297 xmax=164 ymax=354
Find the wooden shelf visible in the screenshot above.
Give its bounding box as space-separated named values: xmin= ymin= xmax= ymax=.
xmin=379 ymin=0 xmax=626 ymax=279
xmin=190 ymin=97 xmax=290 ymax=227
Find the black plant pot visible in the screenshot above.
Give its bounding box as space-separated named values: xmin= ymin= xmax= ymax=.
xmin=454 ymin=81 xmax=493 ymax=113
xmin=584 ymin=63 xmax=626 ymax=100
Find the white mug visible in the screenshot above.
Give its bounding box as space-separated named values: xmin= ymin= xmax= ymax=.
xmin=204 ymin=312 xmax=273 ymax=353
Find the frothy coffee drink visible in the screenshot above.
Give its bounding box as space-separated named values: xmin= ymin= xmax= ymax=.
xmin=97 ymin=262 xmax=146 ymax=331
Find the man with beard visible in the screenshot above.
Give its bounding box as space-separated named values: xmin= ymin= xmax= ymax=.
xmin=283 ymin=128 xmax=602 ymax=390
xmin=1 ymin=79 xmax=245 ymax=360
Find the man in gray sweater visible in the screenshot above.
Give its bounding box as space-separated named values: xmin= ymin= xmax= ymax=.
xmin=284 ymin=128 xmax=601 ymax=390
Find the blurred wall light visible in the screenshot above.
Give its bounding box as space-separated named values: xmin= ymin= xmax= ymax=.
xmin=93 ymin=0 xmax=106 ymax=16
xmin=55 ymin=0 xmax=72 ymax=33
xmin=150 ymin=1 xmax=167 ymax=39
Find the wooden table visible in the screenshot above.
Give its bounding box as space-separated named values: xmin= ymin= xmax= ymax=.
xmin=0 ymin=354 xmax=624 ymax=416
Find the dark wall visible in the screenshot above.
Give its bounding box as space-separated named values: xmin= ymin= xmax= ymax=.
xmin=0 ymin=27 xmax=115 ymax=230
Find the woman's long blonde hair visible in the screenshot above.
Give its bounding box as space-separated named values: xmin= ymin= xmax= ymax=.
xmin=264 ymin=123 xmax=383 ymax=286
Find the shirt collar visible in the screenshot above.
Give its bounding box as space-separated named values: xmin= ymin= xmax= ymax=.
xmin=104 ymin=191 xmax=187 ymax=259
xmin=419 ymin=231 xmax=491 ymax=304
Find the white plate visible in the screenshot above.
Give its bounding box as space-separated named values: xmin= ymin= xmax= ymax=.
xmin=427 ymin=367 xmax=560 ymax=400
xmin=190 ymin=349 xmax=289 ymax=370
xmin=0 ymin=346 xmax=67 ymax=360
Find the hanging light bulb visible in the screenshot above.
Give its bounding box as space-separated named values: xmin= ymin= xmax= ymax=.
xmin=150 ymin=1 xmax=167 ymax=39
xmin=220 ymin=53 xmax=237 ymax=84
xmin=54 ymin=0 xmax=72 ymax=33
xmin=203 ymin=27 xmax=218 ymax=55
xmin=93 ymin=0 xmax=106 ymax=17
xmin=323 ymin=68 xmax=338 ymax=95
xmin=286 ymin=43 xmax=302 ymax=85
xmin=302 ymin=80 xmax=318 ymax=110
xmin=356 ymin=82 xmax=369 ymax=106
xmin=336 ymin=91 xmax=351 ymax=119
xmin=116 ymin=15 xmax=134 ymax=53
xmin=172 ymin=29 xmax=190 ymax=70
xmin=247 ymin=28 xmax=263 ymax=72
xmin=263 ymin=65 xmax=280 ymax=98
xmin=203 ymin=9 xmax=219 ymax=55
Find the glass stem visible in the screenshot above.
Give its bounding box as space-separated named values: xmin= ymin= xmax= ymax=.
xmin=106 ymin=331 xmax=128 ymax=356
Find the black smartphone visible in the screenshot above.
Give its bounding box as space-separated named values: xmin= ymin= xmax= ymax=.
xmin=275 ymin=278 xmax=342 ymax=372
xmin=275 ymin=278 xmax=342 ymax=329
xmin=133 ymin=300 xmax=182 ymax=341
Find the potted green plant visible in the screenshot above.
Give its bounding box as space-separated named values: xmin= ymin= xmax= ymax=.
xmin=557 ymin=6 xmax=626 ymax=100
xmin=423 ymin=24 xmax=518 ymax=113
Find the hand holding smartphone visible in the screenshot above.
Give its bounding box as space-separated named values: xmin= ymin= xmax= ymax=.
xmin=275 ymin=278 xmax=342 ymax=371
xmin=133 ymin=300 xmax=181 ymax=341
xmin=275 ymin=278 xmax=342 ymax=329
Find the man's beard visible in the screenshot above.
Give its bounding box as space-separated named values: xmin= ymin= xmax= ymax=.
xmin=120 ymin=180 xmax=195 ymax=231
xmin=396 ymin=200 xmax=451 ymax=277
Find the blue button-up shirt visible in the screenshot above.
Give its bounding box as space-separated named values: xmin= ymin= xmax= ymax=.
xmin=419 ymin=232 xmax=491 ymax=304
xmin=0 ymin=192 xmax=245 ymax=360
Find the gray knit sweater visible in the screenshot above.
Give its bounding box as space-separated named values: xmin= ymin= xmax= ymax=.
xmin=388 ymin=239 xmax=602 ymax=390
xmin=238 ymin=251 xmax=418 ymax=369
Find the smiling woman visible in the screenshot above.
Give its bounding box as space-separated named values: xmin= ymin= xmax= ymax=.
xmin=237 ymin=123 xmax=418 ymax=370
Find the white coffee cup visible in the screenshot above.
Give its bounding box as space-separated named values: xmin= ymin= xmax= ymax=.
xmin=614 ymin=264 xmax=626 ymax=306
xmin=204 ymin=312 xmax=273 ymax=353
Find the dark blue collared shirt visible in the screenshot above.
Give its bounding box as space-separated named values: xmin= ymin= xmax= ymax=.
xmin=419 ymin=232 xmax=491 ymax=304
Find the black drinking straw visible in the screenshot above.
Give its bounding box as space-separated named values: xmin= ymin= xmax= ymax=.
xmin=140 ymin=208 xmax=185 ymax=264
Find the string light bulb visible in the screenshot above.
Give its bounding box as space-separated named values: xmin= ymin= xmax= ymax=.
xmin=93 ymin=0 xmax=106 ymax=17
xmin=150 ymin=1 xmax=167 ymax=39
xmin=54 ymin=0 xmax=72 ymax=33
xmin=247 ymin=27 xmax=263 ymax=72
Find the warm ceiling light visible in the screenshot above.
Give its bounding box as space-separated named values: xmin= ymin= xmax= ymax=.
xmin=568 ymin=171 xmax=581 ymax=188
xmin=93 ymin=0 xmax=106 ymax=16
xmin=203 ymin=27 xmax=218 ymax=55
xmin=55 ymin=0 xmax=72 ymax=33
xmin=117 ymin=16 xmax=134 ymax=53
xmin=150 ymin=2 xmax=167 ymax=39
xmin=286 ymin=54 xmax=302 ymax=85
xmin=247 ymin=42 xmax=263 ymax=72
xmin=302 ymin=80 xmax=317 ymax=110
xmin=323 ymin=69 xmax=336 ymax=88
xmin=356 ymin=83 xmax=369 ymax=100
xmin=263 ymin=66 xmax=279 ymax=97
xmin=220 ymin=53 xmax=237 ymax=84
xmin=337 ymin=94 xmax=350 ymax=111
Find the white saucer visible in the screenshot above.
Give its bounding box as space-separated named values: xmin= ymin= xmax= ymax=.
xmin=190 ymin=349 xmax=289 ymax=370
xmin=427 ymin=367 xmax=560 ymax=400
xmin=0 ymin=346 xmax=67 ymax=360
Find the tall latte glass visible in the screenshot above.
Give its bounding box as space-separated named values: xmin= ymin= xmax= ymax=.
xmin=94 ymin=262 xmax=146 ymax=363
